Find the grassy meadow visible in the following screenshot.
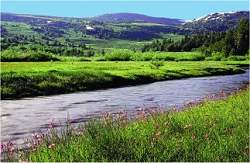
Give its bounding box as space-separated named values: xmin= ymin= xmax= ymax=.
xmin=1 ymin=48 xmax=249 ymax=62
xmin=2 ymin=86 xmax=248 ymax=162
xmin=1 ymin=11 xmax=249 ymax=163
xmin=1 ymin=50 xmax=207 ymax=62
xmin=95 ymin=51 xmax=206 ymax=61
xmin=1 ymin=61 xmax=246 ymax=99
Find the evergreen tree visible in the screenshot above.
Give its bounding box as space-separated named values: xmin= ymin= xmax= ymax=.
xmin=222 ymin=30 xmax=235 ymax=56
xmin=235 ymin=19 xmax=249 ymax=55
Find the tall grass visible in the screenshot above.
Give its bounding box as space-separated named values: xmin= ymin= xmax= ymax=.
xmin=3 ymin=87 xmax=248 ymax=161
xmin=1 ymin=49 xmax=59 ymax=62
xmin=1 ymin=61 xmax=244 ymax=99
xmin=2 ymin=48 xmax=248 ymax=62
xmin=97 ymin=49 xmax=206 ymax=61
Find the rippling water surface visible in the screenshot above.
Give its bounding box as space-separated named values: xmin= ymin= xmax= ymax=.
xmin=1 ymin=70 xmax=249 ymax=145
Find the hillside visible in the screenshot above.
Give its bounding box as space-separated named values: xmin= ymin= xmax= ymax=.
xmin=0 ymin=11 xmax=249 ymax=51
xmin=90 ymin=13 xmax=184 ymax=25
xmin=184 ymin=11 xmax=249 ymax=32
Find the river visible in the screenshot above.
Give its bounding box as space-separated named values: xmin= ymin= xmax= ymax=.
xmin=1 ymin=70 xmax=249 ymax=145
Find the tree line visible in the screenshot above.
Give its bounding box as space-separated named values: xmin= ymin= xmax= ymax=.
xmin=142 ymin=19 xmax=249 ymax=56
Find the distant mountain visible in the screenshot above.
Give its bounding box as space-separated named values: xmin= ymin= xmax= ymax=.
xmin=90 ymin=13 xmax=184 ymax=25
xmin=1 ymin=13 xmax=58 ymax=24
xmin=183 ymin=11 xmax=249 ymax=32
xmin=1 ymin=11 xmax=249 ymax=46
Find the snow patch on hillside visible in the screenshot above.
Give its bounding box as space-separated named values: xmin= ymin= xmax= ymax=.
xmin=193 ymin=11 xmax=237 ymax=22
xmin=86 ymin=25 xmax=94 ymax=30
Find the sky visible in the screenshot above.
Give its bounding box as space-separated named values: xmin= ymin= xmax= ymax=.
xmin=1 ymin=0 xmax=249 ymax=20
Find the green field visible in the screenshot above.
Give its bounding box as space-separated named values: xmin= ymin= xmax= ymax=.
xmin=7 ymin=87 xmax=248 ymax=162
xmin=95 ymin=51 xmax=207 ymax=61
xmin=1 ymin=61 xmax=247 ymax=99
xmin=1 ymin=50 xmax=208 ymax=62
xmin=2 ymin=47 xmax=249 ymax=62
xmin=1 ymin=11 xmax=249 ymax=162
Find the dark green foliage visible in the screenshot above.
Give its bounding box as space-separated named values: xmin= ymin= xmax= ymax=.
xmin=142 ymin=32 xmax=225 ymax=52
xmin=0 ymin=44 xmax=96 ymax=61
xmin=142 ymin=20 xmax=249 ymax=57
xmin=208 ymin=19 xmax=249 ymax=56
xmin=234 ymin=19 xmax=249 ymax=55
xmin=222 ymin=30 xmax=235 ymax=56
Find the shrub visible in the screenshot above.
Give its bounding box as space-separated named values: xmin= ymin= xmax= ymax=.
xmin=205 ymin=56 xmax=222 ymax=61
xmin=150 ymin=60 xmax=164 ymax=69
xmin=227 ymin=56 xmax=247 ymax=61
xmin=1 ymin=50 xmax=59 ymax=62
xmin=104 ymin=49 xmax=132 ymax=61
xmin=101 ymin=49 xmax=206 ymax=62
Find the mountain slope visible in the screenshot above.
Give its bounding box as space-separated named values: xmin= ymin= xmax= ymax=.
xmin=1 ymin=11 xmax=249 ymax=50
xmin=90 ymin=13 xmax=184 ymax=25
xmin=184 ymin=11 xmax=249 ymax=32
xmin=1 ymin=12 xmax=186 ymax=43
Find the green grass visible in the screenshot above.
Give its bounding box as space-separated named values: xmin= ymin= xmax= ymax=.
xmin=1 ymin=48 xmax=206 ymax=62
xmin=159 ymin=33 xmax=184 ymax=41
xmin=87 ymin=39 xmax=150 ymax=50
xmin=95 ymin=50 xmax=207 ymax=61
xmin=2 ymin=47 xmax=248 ymax=62
xmin=15 ymin=87 xmax=249 ymax=161
xmin=95 ymin=50 xmax=248 ymax=62
xmin=0 ymin=61 xmax=246 ymax=99
xmin=131 ymin=52 xmax=206 ymax=61
xmin=1 ymin=21 xmax=39 ymax=37
xmin=1 ymin=49 xmax=60 ymax=62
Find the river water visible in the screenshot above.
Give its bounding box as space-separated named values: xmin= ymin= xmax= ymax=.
xmin=1 ymin=70 xmax=249 ymax=145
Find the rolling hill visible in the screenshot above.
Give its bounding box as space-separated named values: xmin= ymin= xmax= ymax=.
xmin=0 ymin=11 xmax=249 ymax=50
xmin=90 ymin=13 xmax=184 ymax=25
xmin=183 ymin=11 xmax=249 ymax=32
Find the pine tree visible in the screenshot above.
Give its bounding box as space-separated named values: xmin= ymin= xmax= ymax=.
xmin=222 ymin=30 xmax=235 ymax=56
xmin=235 ymin=19 xmax=249 ymax=55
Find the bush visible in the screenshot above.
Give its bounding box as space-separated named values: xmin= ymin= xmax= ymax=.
xmin=226 ymin=56 xmax=248 ymax=61
xmin=101 ymin=49 xmax=206 ymax=62
xmin=212 ymin=52 xmax=225 ymax=57
xmin=205 ymin=56 xmax=222 ymax=61
xmin=1 ymin=50 xmax=59 ymax=62
xmin=104 ymin=49 xmax=132 ymax=61
xmin=175 ymin=53 xmax=205 ymax=61
xmin=205 ymin=52 xmax=225 ymax=61
xmin=150 ymin=60 xmax=165 ymax=69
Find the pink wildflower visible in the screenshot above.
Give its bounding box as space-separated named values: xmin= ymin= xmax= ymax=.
xmin=48 ymin=143 xmax=56 ymax=149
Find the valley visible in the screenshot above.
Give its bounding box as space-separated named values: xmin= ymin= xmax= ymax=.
xmin=0 ymin=6 xmax=249 ymax=162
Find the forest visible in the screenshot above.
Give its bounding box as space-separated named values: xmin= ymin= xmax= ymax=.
xmin=142 ymin=19 xmax=249 ymax=57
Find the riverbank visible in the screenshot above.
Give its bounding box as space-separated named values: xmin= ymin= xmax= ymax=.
xmin=1 ymin=61 xmax=248 ymax=99
xmin=2 ymin=86 xmax=249 ymax=161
